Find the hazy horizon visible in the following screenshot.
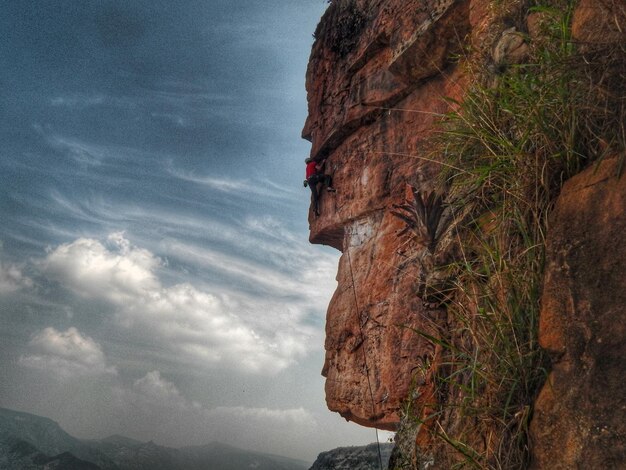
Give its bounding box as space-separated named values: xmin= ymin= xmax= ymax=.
xmin=0 ymin=404 xmax=309 ymax=461
xmin=0 ymin=0 xmax=391 ymax=462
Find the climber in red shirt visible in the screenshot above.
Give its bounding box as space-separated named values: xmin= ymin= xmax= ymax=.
xmin=304 ymin=157 xmax=336 ymax=216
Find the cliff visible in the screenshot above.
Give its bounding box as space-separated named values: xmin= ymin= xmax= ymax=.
xmin=304 ymin=0 xmax=473 ymax=431
xmin=303 ymin=0 xmax=625 ymax=468
xmin=308 ymin=443 xmax=393 ymax=470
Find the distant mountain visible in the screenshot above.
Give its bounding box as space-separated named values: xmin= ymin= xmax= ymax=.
xmin=179 ymin=441 xmax=310 ymax=470
xmin=308 ymin=443 xmax=394 ymax=470
xmin=90 ymin=438 xmax=177 ymax=470
xmin=0 ymin=435 xmax=104 ymax=469
xmin=0 ymin=408 xmax=116 ymax=469
xmin=0 ymin=407 xmax=309 ymax=470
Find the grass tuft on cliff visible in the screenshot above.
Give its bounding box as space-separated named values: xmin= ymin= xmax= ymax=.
xmin=395 ymin=0 xmax=625 ymax=468
xmin=313 ymin=0 xmax=368 ymax=58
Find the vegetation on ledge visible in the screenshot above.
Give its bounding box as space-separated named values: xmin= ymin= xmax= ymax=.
xmin=393 ymin=0 xmax=625 ymax=468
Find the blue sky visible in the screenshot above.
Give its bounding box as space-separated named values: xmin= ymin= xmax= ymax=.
xmin=0 ymin=0 xmax=390 ymax=462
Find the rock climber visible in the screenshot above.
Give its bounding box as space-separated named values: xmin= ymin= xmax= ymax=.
xmin=304 ymin=157 xmax=336 ymax=216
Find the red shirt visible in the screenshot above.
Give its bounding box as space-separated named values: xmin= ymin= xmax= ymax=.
xmin=306 ymin=161 xmax=318 ymax=179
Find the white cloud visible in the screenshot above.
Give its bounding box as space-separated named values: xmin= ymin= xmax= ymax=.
xmin=208 ymin=406 xmax=315 ymax=425
xmin=172 ymin=171 xmax=249 ymax=192
xmin=162 ymin=214 xmax=339 ymax=306
xmin=166 ymin=166 xmax=297 ymax=201
xmin=44 ymin=133 xmax=109 ymax=167
xmin=39 ymin=233 xmax=329 ymax=374
xmin=49 ymin=94 xmax=106 ymax=108
xmin=19 ymin=327 xmax=116 ymax=378
xmin=41 ymin=232 xmax=160 ymax=304
xmin=107 ymin=372 xmax=319 ymax=455
xmin=0 ymin=260 xmax=32 ymax=293
xmin=133 ymin=371 xmax=183 ymax=404
xmin=128 ymin=371 xmax=313 ymax=425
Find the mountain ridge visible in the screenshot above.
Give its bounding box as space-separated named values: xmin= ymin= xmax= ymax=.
xmin=0 ymin=407 xmax=310 ymax=470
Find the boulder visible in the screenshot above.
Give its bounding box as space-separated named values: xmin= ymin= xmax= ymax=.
xmin=530 ymin=158 xmax=626 ymax=469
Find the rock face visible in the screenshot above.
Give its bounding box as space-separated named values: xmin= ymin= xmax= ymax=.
xmin=571 ymin=0 xmax=626 ymax=46
xmin=530 ymin=2 xmax=626 ymax=468
xmin=304 ymin=0 xmax=626 ymax=468
xmin=303 ymin=0 xmax=483 ymax=431
xmin=529 ymin=158 xmax=626 ymax=469
xmin=309 ymin=443 xmax=393 ymax=470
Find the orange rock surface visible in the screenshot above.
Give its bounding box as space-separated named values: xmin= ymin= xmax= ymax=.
xmin=304 ymin=2 xmax=625 ymax=469
xmin=529 ymin=160 xmax=626 ymax=468
xmin=302 ymin=0 xmax=480 ymax=430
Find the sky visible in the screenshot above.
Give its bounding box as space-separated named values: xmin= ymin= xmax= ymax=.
xmin=0 ymin=0 xmax=391 ymax=463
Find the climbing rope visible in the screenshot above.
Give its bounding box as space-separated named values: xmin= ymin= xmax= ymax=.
xmin=363 ymin=104 xmax=445 ymax=116
xmin=346 ymin=245 xmax=385 ymax=470
xmin=373 ymin=150 xmax=469 ymax=174
xmin=339 ymin=206 xmax=459 ymax=469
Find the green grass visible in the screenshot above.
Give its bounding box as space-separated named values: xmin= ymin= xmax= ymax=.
xmin=393 ymin=0 xmax=625 ymax=468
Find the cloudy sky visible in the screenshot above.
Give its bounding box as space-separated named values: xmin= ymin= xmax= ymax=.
xmin=0 ymin=0 xmax=389 ymax=462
